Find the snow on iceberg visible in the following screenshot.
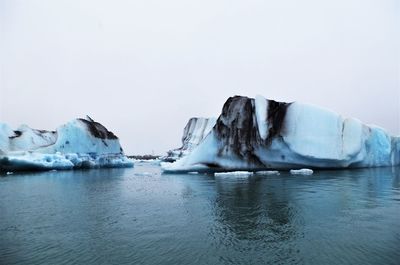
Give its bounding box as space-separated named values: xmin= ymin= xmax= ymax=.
xmin=161 ymin=117 xmax=216 ymax=162
xmin=0 ymin=116 xmax=133 ymax=171
xmin=162 ymin=95 xmax=400 ymax=173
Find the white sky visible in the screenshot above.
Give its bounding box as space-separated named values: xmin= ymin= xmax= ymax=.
xmin=0 ymin=0 xmax=399 ymax=154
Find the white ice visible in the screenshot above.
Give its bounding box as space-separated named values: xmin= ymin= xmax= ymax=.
xmin=290 ymin=169 xmax=314 ymax=175
xmin=214 ymin=171 xmax=254 ymax=177
xmin=255 ymin=170 xmax=280 ymax=175
xmin=283 ymin=102 xmax=365 ymax=161
xmin=0 ymin=151 xmax=133 ymax=171
xmin=255 ymin=95 xmax=269 ymax=140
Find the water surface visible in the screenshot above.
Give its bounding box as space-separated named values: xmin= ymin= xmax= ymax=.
xmin=1 ymin=163 xmax=399 ymax=265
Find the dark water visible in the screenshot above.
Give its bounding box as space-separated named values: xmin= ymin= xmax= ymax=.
xmin=1 ymin=163 xmax=399 ymax=265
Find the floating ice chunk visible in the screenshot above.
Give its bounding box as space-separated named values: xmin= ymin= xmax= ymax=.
xmin=6 ymin=171 xmax=13 ymax=175
xmin=188 ymin=172 xmax=199 ymax=175
xmin=135 ymin=172 xmax=153 ymax=177
xmin=214 ymin=171 xmax=254 ymax=177
xmin=290 ymin=169 xmax=314 ymax=175
xmin=132 ymin=159 xmax=160 ymax=165
xmin=160 ymin=158 xmax=213 ymax=173
xmin=255 ymin=170 xmax=280 ymax=175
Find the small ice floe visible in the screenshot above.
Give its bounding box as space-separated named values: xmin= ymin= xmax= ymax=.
xmin=188 ymin=172 xmax=199 ymax=175
xmin=6 ymin=172 xmax=14 ymax=175
xmin=135 ymin=172 xmax=153 ymax=177
xmin=133 ymin=159 xmax=160 ymax=165
xmin=290 ymin=168 xmax=314 ymax=175
xmin=214 ymin=171 xmax=254 ymax=177
xmin=255 ymin=170 xmax=280 ymax=175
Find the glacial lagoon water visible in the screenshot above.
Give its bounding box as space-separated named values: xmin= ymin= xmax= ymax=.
xmin=0 ymin=162 xmax=399 ymax=265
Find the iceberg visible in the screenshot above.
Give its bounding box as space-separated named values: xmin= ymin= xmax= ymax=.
xmin=161 ymin=117 xmax=216 ymax=162
xmin=0 ymin=116 xmax=133 ymax=171
xmin=162 ymin=95 xmax=400 ymax=173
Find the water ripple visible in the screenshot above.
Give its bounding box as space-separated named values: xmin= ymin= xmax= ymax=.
xmin=0 ymin=166 xmax=399 ymax=264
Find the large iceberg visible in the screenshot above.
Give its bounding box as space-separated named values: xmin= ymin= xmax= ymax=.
xmin=161 ymin=117 xmax=216 ymax=162
xmin=162 ymin=95 xmax=400 ymax=172
xmin=0 ymin=116 xmax=133 ymax=171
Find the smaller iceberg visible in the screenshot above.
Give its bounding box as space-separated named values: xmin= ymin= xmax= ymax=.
xmin=161 ymin=117 xmax=216 ymax=162
xmin=0 ymin=116 xmax=133 ymax=171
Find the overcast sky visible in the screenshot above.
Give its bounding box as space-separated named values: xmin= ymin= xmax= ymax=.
xmin=0 ymin=0 xmax=399 ymax=154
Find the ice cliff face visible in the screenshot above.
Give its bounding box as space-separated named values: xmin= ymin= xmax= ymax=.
xmin=162 ymin=117 xmax=216 ymax=162
xmin=0 ymin=116 xmax=133 ymax=171
xmin=162 ymin=95 xmax=400 ymax=172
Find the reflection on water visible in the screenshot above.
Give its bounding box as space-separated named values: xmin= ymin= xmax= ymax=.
xmin=209 ymin=168 xmax=400 ymax=264
xmin=211 ymin=175 xmax=302 ymax=264
xmin=0 ymin=165 xmax=399 ymax=265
